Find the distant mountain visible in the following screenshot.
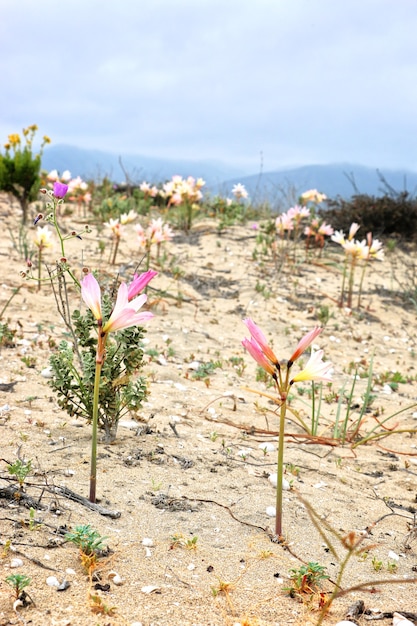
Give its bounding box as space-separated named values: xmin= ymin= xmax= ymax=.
xmin=41 ymin=145 xmax=249 ymax=188
xmin=41 ymin=146 xmax=417 ymax=203
xmin=222 ymin=163 xmax=417 ymax=206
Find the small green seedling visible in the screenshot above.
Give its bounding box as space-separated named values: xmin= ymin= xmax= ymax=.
xmin=65 ymin=524 xmax=106 ymax=556
xmin=28 ymin=507 xmax=42 ymax=530
xmin=5 ymin=573 xmax=31 ymax=599
xmin=8 ymin=459 xmax=32 ymax=488
xmin=286 ymin=561 xmax=329 ymax=597
xmin=65 ymin=524 xmax=108 ymax=573
xmin=371 ymin=556 xmax=383 ymax=572
xmin=387 ymin=560 xmax=398 ymax=573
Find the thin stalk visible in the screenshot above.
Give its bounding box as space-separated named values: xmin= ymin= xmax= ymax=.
xmin=51 ymin=199 xmax=80 ymax=288
xmin=341 ymin=370 xmax=358 ymax=443
xmin=110 ymin=235 xmax=120 ymax=265
xmin=357 ymin=256 xmax=370 ymax=309
xmin=275 ymin=399 xmax=286 ymax=538
xmin=89 ymin=330 xmax=107 ymax=503
xmin=310 ymin=382 xmax=322 ymax=436
xmin=349 ymin=354 xmax=374 ymax=441
xmin=37 ymin=247 xmax=42 ymax=291
xmin=0 ymin=286 xmax=20 ymax=319
xmin=89 ymin=358 xmax=102 ymax=503
xmin=347 ymin=257 xmax=356 ymax=308
xmin=339 ymin=256 xmax=348 ymax=307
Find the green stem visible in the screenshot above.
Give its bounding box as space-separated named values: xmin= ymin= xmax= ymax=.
xmin=357 ymin=257 xmax=369 ymax=309
xmin=89 ymin=359 xmax=102 ymax=503
xmin=347 ymin=258 xmax=356 ymax=308
xmin=37 ymin=247 xmax=42 ymax=291
xmin=89 ymin=331 xmax=106 ymax=503
xmin=339 ymin=256 xmax=348 ymax=307
xmin=275 ymin=399 xmax=287 ymax=537
xmin=51 ymin=199 xmax=80 ymax=288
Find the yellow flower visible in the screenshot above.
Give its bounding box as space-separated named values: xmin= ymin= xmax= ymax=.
xmin=8 ymin=133 xmax=21 ymax=146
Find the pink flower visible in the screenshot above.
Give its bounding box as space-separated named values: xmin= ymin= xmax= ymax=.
xmin=290 ymin=350 xmax=332 ymax=384
xmin=103 ymin=283 xmax=152 ymax=333
xmin=318 ymin=222 xmax=334 ymax=236
xmin=127 ymin=270 xmax=158 ymax=299
xmin=81 ymin=273 xmax=103 ymax=321
xmin=242 ymin=318 xmax=279 ymax=369
xmin=288 ymin=327 xmax=322 ymax=365
xmin=81 ymin=273 xmax=154 ymax=333
xmin=242 ymin=337 xmax=276 ymax=375
xmin=348 ymin=222 xmax=360 ymax=240
xmin=53 ymin=181 xmax=69 ymax=199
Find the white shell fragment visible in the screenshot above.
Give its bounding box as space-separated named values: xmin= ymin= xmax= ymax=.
xmin=141 ymin=585 xmax=161 ymax=594
xmin=393 ymin=613 xmax=415 ymax=626
xmin=10 ymin=558 xmax=23 ymax=568
xmin=266 ymin=506 xmax=276 ymax=517
xmin=268 ymin=473 xmax=290 ymax=490
xmin=142 ymin=537 xmax=154 ymax=547
xmin=258 ymin=442 xmax=275 ymax=453
xmin=108 ymin=571 xmax=124 ymax=585
xmin=46 ymin=576 xmax=60 ymax=587
xmin=41 ymin=367 xmax=53 ymax=379
xmin=13 ymin=599 xmax=23 ymax=612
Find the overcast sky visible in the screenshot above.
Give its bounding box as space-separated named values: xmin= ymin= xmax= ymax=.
xmin=1 ymin=0 xmax=417 ymax=173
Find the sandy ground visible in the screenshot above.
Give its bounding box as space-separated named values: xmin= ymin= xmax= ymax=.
xmin=1 ymin=194 xmax=417 ymax=626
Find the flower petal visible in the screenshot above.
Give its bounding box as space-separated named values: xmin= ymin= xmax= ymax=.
xmin=81 ymin=274 xmax=102 ymax=321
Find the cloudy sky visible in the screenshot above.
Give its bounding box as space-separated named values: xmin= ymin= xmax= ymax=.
xmin=1 ymin=0 xmax=417 ymax=173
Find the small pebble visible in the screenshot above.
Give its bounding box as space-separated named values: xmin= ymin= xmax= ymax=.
xmin=46 ymin=576 xmax=60 ymax=587
xmin=266 ymin=506 xmax=276 ymax=517
xmin=41 ymin=367 xmax=53 ymax=379
xmin=10 ymin=558 xmax=23 ymax=568
xmin=141 ymin=585 xmax=161 ymax=594
xmin=258 ymin=442 xmax=275 ymax=453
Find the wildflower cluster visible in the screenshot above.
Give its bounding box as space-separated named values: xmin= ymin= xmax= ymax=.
xmin=273 ymin=198 xmax=333 ymax=265
xmin=104 ymin=209 xmax=137 ymax=265
xmin=160 ymin=174 xmax=205 ymax=206
xmin=136 ymin=175 xmax=203 ymax=232
xmin=300 ymin=188 xmax=327 ymax=205
xmin=136 ymin=217 xmax=174 ymax=269
xmin=331 ymin=222 xmax=384 ymax=308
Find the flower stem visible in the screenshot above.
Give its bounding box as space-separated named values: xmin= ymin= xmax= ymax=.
xmin=89 ymin=331 xmax=106 ymax=503
xmin=275 ymin=399 xmax=287 ymax=537
xmin=111 ymin=236 xmax=120 ymax=265
xmin=357 ymin=257 xmax=369 ymax=309
xmin=37 ymin=248 xmax=42 ymax=291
